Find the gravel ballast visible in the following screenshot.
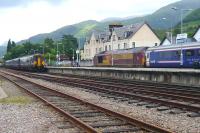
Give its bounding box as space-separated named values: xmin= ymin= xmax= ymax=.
xmin=23 ymin=74 xmax=200 ymax=133
xmin=0 ymin=77 xmax=81 ymax=133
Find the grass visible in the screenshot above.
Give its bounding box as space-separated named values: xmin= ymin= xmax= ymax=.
xmin=75 ymin=24 xmax=97 ymax=37
xmin=0 ymin=96 xmax=31 ymax=104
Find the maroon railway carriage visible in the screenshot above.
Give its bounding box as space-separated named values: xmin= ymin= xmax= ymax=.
xmin=93 ymin=47 xmax=148 ymax=67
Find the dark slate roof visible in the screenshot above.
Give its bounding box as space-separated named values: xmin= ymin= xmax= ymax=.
xmin=89 ymin=22 xmax=149 ymax=43
xmin=113 ymin=22 xmax=144 ymax=40
xmin=92 ymin=30 xmax=110 ymax=42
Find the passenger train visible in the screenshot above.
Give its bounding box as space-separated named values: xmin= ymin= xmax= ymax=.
xmin=94 ymin=42 xmax=200 ymax=68
xmin=5 ymin=54 xmax=46 ymax=71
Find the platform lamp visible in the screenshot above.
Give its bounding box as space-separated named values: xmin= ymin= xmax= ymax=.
xmin=70 ymin=48 xmax=75 ymax=66
xmin=161 ymin=17 xmax=173 ymax=44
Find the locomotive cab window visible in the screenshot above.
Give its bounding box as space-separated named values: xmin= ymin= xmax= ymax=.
xmin=186 ymin=50 xmax=194 ymax=57
xmin=98 ymin=56 xmax=103 ymax=63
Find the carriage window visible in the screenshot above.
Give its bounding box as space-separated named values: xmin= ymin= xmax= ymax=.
xmin=198 ymin=50 xmax=200 ymax=56
xmin=186 ymin=50 xmax=194 ymax=57
xmin=176 ymin=50 xmax=181 ymax=57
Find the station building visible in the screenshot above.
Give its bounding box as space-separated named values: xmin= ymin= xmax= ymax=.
xmin=82 ymin=22 xmax=161 ymax=60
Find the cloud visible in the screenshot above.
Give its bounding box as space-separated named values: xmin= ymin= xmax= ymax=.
xmin=0 ymin=0 xmax=64 ymax=8
xmin=0 ymin=0 xmax=180 ymax=45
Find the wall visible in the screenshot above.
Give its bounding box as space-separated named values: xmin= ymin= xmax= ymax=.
xmin=130 ymin=24 xmax=161 ymax=47
xmin=48 ymin=67 xmax=200 ymax=87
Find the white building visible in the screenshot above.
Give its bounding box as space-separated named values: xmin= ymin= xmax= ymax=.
xmin=83 ymin=22 xmax=161 ymax=60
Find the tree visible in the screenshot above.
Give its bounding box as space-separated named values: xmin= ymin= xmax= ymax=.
xmin=11 ymin=41 xmax=16 ymax=48
xmin=61 ymin=35 xmax=78 ymax=58
xmin=7 ymin=39 xmax=12 ymax=52
xmin=44 ymin=38 xmax=54 ymax=48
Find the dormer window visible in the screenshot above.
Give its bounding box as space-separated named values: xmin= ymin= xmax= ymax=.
xmin=124 ymin=43 xmax=127 ymax=49
xmin=124 ymin=32 xmax=127 ymax=38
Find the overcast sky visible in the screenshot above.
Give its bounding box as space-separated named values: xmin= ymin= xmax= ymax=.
xmin=0 ymin=0 xmax=180 ymax=45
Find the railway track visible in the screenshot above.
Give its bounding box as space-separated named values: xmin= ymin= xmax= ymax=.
xmin=15 ymin=71 xmax=200 ymax=114
xmin=0 ymin=70 xmax=172 ymax=133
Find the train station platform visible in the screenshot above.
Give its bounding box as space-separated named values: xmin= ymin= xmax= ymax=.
xmin=47 ymin=67 xmax=200 ymax=87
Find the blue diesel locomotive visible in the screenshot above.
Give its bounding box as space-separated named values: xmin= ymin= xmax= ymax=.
xmin=146 ymin=42 xmax=200 ymax=68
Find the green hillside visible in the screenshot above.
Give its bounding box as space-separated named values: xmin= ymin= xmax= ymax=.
xmin=0 ymin=46 xmax=6 ymax=57
xmin=173 ymin=8 xmax=200 ymax=37
xmin=15 ymin=0 xmax=200 ymax=48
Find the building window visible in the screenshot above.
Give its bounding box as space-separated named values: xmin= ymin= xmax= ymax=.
xmin=105 ymin=46 xmax=107 ymax=51
xmin=155 ymin=43 xmax=158 ymax=46
xmin=118 ymin=44 xmax=120 ymax=49
xmin=99 ymin=48 xmax=101 ymax=52
xmin=96 ymin=48 xmax=98 ymax=53
xmin=124 ymin=43 xmax=127 ymax=49
xmin=109 ymin=45 xmax=111 ymax=51
xmin=124 ymin=32 xmax=128 ymax=38
xmin=86 ymin=49 xmax=88 ymax=56
xmin=132 ymin=42 xmax=135 ymax=48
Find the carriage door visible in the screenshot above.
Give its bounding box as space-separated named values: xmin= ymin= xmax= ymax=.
xmin=185 ymin=49 xmax=195 ymax=67
xmin=145 ymin=51 xmax=150 ymax=67
xmin=34 ymin=56 xmax=37 ymax=67
xmin=37 ymin=56 xmax=41 ymax=67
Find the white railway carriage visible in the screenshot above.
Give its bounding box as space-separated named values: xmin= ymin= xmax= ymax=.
xmin=5 ymin=54 xmax=46 ymax=71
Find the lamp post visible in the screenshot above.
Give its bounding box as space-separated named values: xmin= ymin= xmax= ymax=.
xmin=172 ymin=7 xmax=192 ymax=34
xmin=56 ymin=42 xmax=61 ymax=66
xmin=76 ymin=49 xmax=79 ymax=67
xmin=162 ymin=17 xmax=173 ymax=44
xmin=111 ymin=34 xmax=114 ymax=67
xmin=70 ymin=48 xmax=74 ymax=66
xmin=43 ymin=44 xmax=44 ymax=55
xmin=48 ymin=53 xmax=50 ymax=66
xmin=172 ymin=7 xmax=192 ymax=66
xmin=111 ymin=43 xmax=113 ymax=66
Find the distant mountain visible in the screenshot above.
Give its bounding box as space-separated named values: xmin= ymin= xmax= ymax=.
xmin=17 ymin=0 xmax=200 ymax=48
xmin=0 ymin=45 xmax=6 ymax=57
xmin=17 ymin=20 xmax=99 ymax=47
